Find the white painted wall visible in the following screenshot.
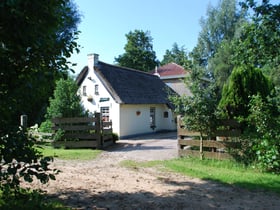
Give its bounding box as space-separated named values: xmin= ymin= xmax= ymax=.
xmin=119 ymin=104 xmax=176 ymax=138
xmin=78 ymin=67 xmax=121 ymax=136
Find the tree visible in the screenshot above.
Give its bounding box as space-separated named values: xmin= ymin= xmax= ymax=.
xmin=115 ymin=29 xmax=159 ymax=72
xmin=170 ymin=67 xmax=219 ymax=160
xmin=191 ymin=0 xmax=246 ymax=74
xmin=46 ymin=78 xmax=85 ymax=119
xmin=40 ymin=77 xmax=85 ymax=132
xmin=161 ymin=43 xmax=192 ymax=69
xmin=0 ymin=0 xmax=80 ymax=131
xmin=210 ymin=40 xmax=235 ymax=92
xmin=218 ymin=65 xmax=274 ymax=119
xmin=234 ymin=0 xmax=280 ymax=87
xmin=0 ymin=0 xmax=80 ymax=193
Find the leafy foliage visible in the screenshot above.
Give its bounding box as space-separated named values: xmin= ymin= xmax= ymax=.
xmin=115 ymin=29 xmax=159 ymax=72
xmin=175 ymin=0 xmax=280 ymax=172
xmin=0 ymin=0 xmax=80 ymax=194
xmin=235 ymin=0 xmax=280 ymax=86
xmin=161 ymin=43 xmax=192 ymax=69
xmin=245 ymin=94 xmax=280 ymax=173
xmin=210 ymin=40 xmax=235 ymax=92
xmin=218 ymin=65 xmax=273 ymax=119
xmin=0 ymin=128 xmax=59 ymax=192
xmin=191 ymin=0 xmax=246 ymax=69
xmin=0 ymin=188 xmax=67 ymax=210
xmin=46 ymin=78 xmax=85 ymax=120
xmin=0 ymin=0 xmax=80 ymax=129
xmin=171 ymin=67 xmax=219 ymax=138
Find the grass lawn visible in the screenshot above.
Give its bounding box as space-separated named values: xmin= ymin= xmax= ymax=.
xmin=0 ymin=189 xmax=70 ymax=210
xmin=36 ymin=144 xmax=102 ymax=160
xmin=164 ymin=158 xmax=280 ymax=194
xmin=121 ymin=158 xmax=280 ymax=194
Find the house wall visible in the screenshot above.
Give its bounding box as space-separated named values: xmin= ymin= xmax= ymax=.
xmin=78 ymin=69 xmax=121 ymax=136
xmin=119 ymin=104 xmax=176 ymax=138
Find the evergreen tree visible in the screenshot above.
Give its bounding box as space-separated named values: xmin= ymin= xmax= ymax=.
xmin=218 ymin=65 xmax=273 ymax=119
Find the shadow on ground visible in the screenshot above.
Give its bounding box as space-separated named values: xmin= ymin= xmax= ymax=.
xmin=120 ymin=131 xmax=177 ymax=140
xmin=46 ymin=178 xmax=279 ymax=210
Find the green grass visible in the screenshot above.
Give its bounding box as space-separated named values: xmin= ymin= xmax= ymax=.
xmin=120 ymin=159 xmax=161 ymax=168
xmin=163 ymin=158 xmax=280 ymax=194
xmin=121 ymin=158 xmax=280 ymax=194
xmin=0 ymin=189 xmax=70 ymax=210
xmin=36 ymin=144 xmax=102 ymax=160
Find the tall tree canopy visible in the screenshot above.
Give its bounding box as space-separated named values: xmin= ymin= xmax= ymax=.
xmin=234 ymin=0 xmax=280 ymax=87
xmin=0 ymin=0 xmax=80 ymax=193
xmin=191 ymin=0 xmax=246 ymax=73
xmin=161 ymin=43 xmax=192 ymax=69
xmin=0 ymin=0 xmax=80 ymax=132
xmin=115 ymin=29 xmax=158 ymax=72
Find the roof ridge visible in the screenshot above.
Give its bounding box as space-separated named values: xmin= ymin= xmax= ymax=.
xmin=98 ymin=61 xmax=157 ymax=77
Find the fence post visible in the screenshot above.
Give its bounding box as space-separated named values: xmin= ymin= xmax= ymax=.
xmin=20 ymin=115 xmax=28 ymax=130
xmin=95 ymin=113 xmax=102 ymax=149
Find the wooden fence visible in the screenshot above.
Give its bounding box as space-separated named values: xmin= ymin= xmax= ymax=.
xmin=52 ymin=113 xmax=113 ymax=149
xmin=177 ymin=115 xmax=241 ymax=160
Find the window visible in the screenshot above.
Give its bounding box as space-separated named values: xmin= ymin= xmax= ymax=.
xmin=150 ymin=107 xmax=156 ymax=129
xmin=95 ymin=84 xmax=99 ymax=95
xmin=164 ymin=111 xmax=169 ymax=118
xmin=82 ymin=86 xmax=87 ymax=96
xmin=101 ymin=107 xmax=110 ymax=122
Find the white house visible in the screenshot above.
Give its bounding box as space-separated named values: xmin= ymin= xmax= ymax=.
xmin=76 ymin=54 xmax=177 ymax=139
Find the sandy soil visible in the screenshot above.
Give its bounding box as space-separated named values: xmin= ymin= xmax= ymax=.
xmin=28 ymin=132 xmax=280 ymax=210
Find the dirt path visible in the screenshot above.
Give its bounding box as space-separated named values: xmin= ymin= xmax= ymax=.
xmin=31 ymin=132 xmax=280 ymax=210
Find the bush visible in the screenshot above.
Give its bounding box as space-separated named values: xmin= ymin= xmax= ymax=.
xmin=0 ymin=188 xmax=66 ymax=210
xmin=255 ymin=139 xmax=280 ymax=173
xmin=112 ymin=133 xmax=119 ymax=142
xmin=0 ymin=128 xmax=59 ymax=192
xmin=39 ymin=120 xmax=53 ymax=133
xmin=242 ymin=94 xmax=280 ymax=173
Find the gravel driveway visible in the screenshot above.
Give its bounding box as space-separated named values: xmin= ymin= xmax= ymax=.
xmin=107 ymin=131 xmax=178 ymax=161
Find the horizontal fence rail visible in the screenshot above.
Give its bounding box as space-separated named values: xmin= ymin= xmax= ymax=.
xmin=177 ymin=115 xmax=241 ymax=160
xmin=51 ymin=113 xmax=114 ymax=149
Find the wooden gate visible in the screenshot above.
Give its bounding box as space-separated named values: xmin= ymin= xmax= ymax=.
xmin=52 ymin=113 xmax=113 ymax=149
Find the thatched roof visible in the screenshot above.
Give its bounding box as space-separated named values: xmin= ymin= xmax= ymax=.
xmin=76 ymin=61 xmax=176 ymax=108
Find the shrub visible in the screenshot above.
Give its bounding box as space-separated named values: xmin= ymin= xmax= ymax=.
xmin=39 ymin=120 xmax=53 ymax=133
xmin=112 ymin=133 xmax=119 ymax=142
xmin=0 ymin=128 xmax=59 ymax=192
xmin=243 ymin=94 xmax=280 ymax=173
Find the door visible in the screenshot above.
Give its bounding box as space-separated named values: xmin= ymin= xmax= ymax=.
xmin=150 ymin=107 xmax=156 ymax=130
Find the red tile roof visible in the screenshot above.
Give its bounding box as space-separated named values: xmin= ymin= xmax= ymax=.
xmin=151 ymin=63 xmax=187 ymax=77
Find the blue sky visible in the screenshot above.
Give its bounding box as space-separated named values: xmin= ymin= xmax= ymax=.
xmin=69 ymin=0 xmax=222 ymax=74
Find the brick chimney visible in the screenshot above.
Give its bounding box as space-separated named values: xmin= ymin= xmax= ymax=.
xmin=87 ymin=53 xmax=99 ymax=71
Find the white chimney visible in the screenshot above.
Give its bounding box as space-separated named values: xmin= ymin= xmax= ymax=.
xmin=87 ymin=53 xmax=99 ymax=71
xmin=153 ymin=66 xmax=160 ymax=77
